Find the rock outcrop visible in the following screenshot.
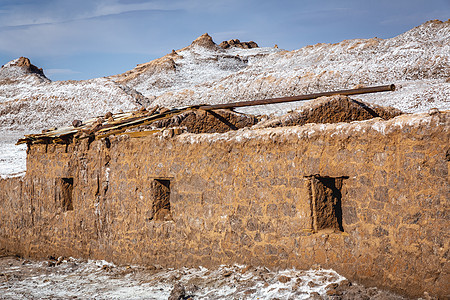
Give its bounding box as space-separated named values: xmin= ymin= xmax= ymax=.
xmin=0 ymin=57 xmax=49 ymax=83
xmin=190 ymin=33 xmax=220 ymax=50
xmin=219 ymin=39 xmax=259 ymax=49
xmin=10 ymin=57 xmax=46 ymax=77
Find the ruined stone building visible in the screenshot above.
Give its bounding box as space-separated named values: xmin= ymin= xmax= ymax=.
xmin=1 ymin=97 xmax=448 ymax=298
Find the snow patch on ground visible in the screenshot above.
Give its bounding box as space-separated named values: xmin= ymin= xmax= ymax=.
xmin=0 ymin=257 xmax=348 ymax=300
xmin=0 ymin=144 xmax=26 ymax=179
xmin=0 ymin=256 xmax=408 ymax=299
xmin=0 ymin=131 xmax=26 ymax=179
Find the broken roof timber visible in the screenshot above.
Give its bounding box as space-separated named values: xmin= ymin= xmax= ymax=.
xmin=16 ymin=107 xmax=197 ymax=145
xmin=16 ymin=84 xmax=396 ymax=145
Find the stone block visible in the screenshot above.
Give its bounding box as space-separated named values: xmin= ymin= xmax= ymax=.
xmin=246 ymin=218 xmax=258 ymax=231
xmin=266 ymin=204 xmax=278 ymax=217
xmin=342 ymin=206 xmax=359 ymax=225
xmin=373 ymin=186 xmax=389 ymax=202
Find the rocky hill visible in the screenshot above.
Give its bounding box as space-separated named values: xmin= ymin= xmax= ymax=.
xmin=0 ymin=59 xmax=145 ymax=132
xmin=110 ymin=20 xmax=449 ymax=116
xmin=0 ymin=20 xmax=449 ymax=133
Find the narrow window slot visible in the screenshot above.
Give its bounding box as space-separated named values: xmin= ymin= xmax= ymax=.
xmin=60 ymin=178 xmax=74 ymax=211
xmin=308 ymin=175 xmax=345 ymax=232
xmin=151 ymin=179 xmax=172 ymax=221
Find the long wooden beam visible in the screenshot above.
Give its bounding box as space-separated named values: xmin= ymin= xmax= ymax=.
xmin=199 ymin=84 xmax=395 ymax=110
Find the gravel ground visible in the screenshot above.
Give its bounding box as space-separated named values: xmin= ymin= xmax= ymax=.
xmin=0 ymin=255 xmax=412 ymax=300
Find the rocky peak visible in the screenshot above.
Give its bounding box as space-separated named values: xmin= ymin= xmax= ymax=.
xmin=190 ymin=33 xmax=220 ymax=50
xmin=4 ymin=57 xmax=46 ymax=76
xmin=1 ymin=57 xmax=48 ymax=80
xmin=219 ymin=39 xmax=259 ymax=49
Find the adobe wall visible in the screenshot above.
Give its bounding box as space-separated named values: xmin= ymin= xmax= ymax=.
xmin=1 ymin=111 xmax=449 ymax=298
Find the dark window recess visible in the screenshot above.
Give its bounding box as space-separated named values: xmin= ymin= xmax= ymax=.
xmin=151 ymin=179 xmax=172 ymax=221
xmin=308 ymin=175 xmax=346 ymax=232
xmin=59 ymin=178 xmax=74 ymax=211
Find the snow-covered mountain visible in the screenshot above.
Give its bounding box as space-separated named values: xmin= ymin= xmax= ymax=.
xmin=0 ymin=58 xmax=145 ymax=132
xmin=116 ymin=20 xmax=450 ymax=116
xmin=1 ymin=20 xmax=449 ymax=133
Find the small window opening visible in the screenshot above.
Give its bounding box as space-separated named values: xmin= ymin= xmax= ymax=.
xmin=307 ymin=175 xmax=346 ymax=232
xmin=60 ymin=178 xmax=74 ymax=211
xmin=151 ymin=179 xmax=172 ymax=221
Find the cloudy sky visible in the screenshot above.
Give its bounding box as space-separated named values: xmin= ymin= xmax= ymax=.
xmin=0 ymin=0 xmax=448 ymax=81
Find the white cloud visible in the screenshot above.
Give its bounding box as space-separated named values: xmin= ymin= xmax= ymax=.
xmin=92 ymin=0 xmax=175 ymax=17
xmin=0 ymin=9 xmax=174 ymax=57
xmin=0 ymin=0 xmax=188 ymax=28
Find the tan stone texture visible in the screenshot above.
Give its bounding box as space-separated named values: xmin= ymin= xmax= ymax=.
xmin=0 ymin=111 xmax=449 ymax=298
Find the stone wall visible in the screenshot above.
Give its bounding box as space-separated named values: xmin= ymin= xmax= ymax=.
xmin=1 ymin=111 xmax=449 ymax=298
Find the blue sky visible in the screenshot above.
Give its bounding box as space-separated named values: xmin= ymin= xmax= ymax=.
xmin=0 ymin=0 xmax=449 ymax=81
